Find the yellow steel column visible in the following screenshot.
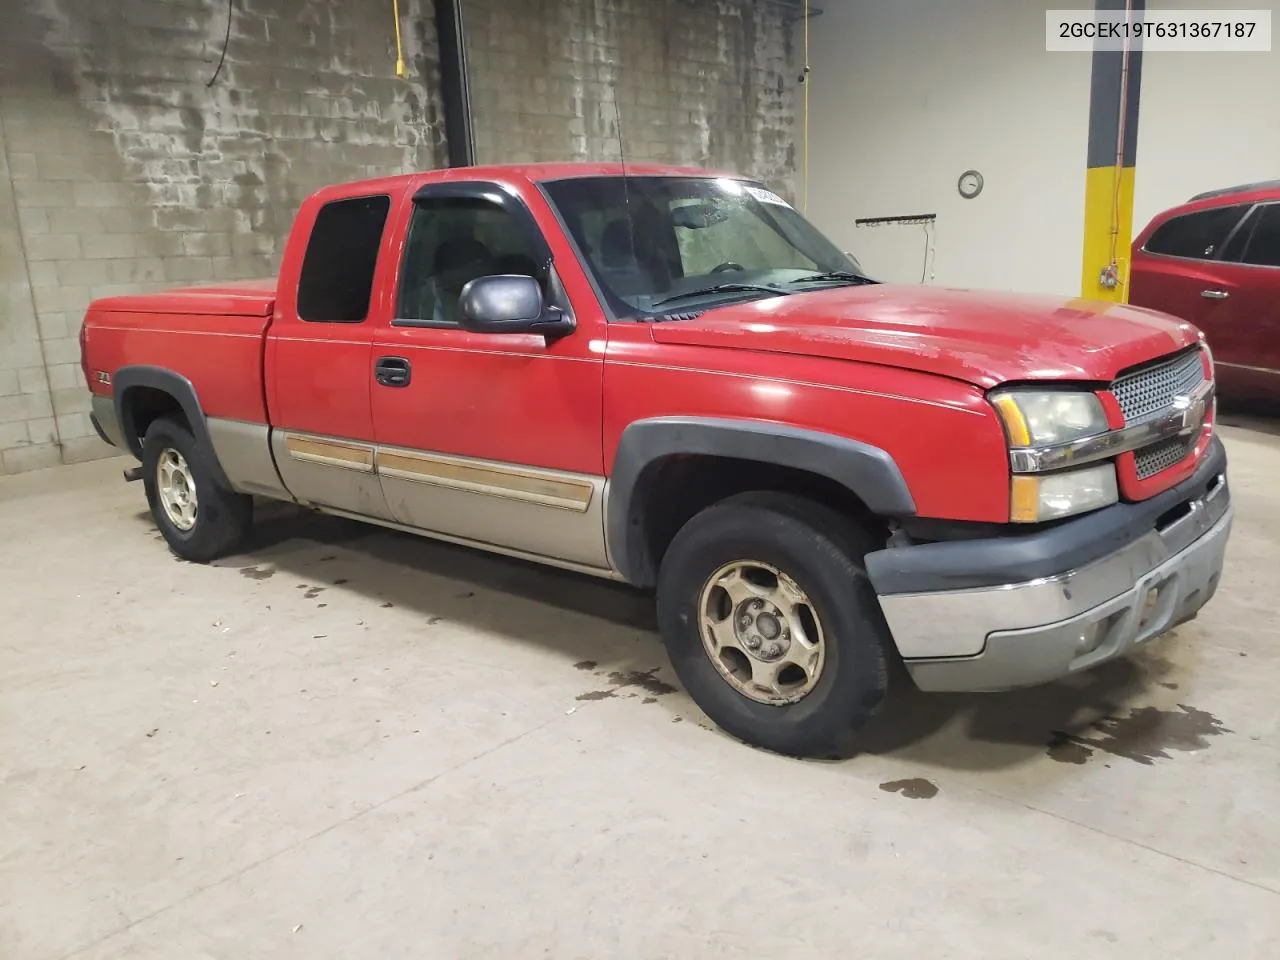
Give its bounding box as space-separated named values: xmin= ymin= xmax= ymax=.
xmin=1081 ymin=0 xmax=1143 ymax=302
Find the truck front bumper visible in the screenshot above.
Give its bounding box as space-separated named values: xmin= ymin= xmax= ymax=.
xmin=867 ymin=437 xmax=1232 ymax=692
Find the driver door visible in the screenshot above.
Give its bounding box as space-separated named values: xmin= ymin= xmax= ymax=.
xmin=369 ymin=181 xmax=609 ymax=571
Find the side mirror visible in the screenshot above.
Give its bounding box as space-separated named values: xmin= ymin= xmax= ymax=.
xmin=458 ymin=275 xmax=574 ymax=339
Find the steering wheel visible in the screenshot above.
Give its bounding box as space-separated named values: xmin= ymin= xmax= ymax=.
xmin=710 ymin=261 xmax=745 ymax=274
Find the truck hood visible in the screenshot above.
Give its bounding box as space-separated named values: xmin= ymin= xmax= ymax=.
xmin=648 ymin=285 xmax=1200 ymax=388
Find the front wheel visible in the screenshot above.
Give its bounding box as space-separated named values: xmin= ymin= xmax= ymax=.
xmin=142 ymin=416 xmax=252 ymax=562
xmin=656 ymin=494 xmax=889 ymax=756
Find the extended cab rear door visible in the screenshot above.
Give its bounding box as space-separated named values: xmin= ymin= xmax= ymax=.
xmin=367 ymin=178 xmax=609 ymax=571
xmin=264 ymin=188 xmax=398 ymax=520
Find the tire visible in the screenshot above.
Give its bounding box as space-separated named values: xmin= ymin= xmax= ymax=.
xmin=142 ymin=415 xmax=251 ymax=562
xmin=656 ymin=493 xmax=890 ymax=757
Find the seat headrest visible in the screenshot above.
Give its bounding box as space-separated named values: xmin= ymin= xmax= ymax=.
xmin=600 ymin=220 xmax=636 ymax=269
xmin=433 ymin=237 xmax=491 ymax=274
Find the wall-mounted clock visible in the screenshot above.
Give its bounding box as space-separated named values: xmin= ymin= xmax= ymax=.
xmin=958 ymin=169 xmax=984 ymax=199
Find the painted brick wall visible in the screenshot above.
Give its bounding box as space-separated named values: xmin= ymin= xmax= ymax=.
xmin=463 ymin=0 xmax=796 ymax=189
xmin=0 ymin=0 xmax=447 ymax=474
xmin=0 ymin=0 xmax=797 ymax=475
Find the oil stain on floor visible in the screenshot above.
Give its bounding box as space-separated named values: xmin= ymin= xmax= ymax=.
xmin=1045 ymin=734 xmax=1094 ymax=765
xmin=879 ymin=778 xmax=939 ymax=799
xmin=575 ymin=667 xmax=677 ymax=702
xmin=239 ymin=565 xmax=275 ymax=580
xmin=1048 ymin=704 xmax=1231 ymax=765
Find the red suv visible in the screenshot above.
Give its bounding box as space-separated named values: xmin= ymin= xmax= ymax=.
xmin=1131 ymin=180 xmax=1280 ymax=402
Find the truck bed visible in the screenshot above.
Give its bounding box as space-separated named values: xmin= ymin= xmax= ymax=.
xmin=85 ymin=279 xmax=276 ymax=426
xmin=91 ymin=278 xmax=277 ymax=317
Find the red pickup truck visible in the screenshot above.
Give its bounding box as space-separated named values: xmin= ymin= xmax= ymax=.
xmin=81 ymin=162 xmax=1233 ymax=756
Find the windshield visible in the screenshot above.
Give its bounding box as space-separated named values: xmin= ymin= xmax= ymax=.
xmin=541 ymin=176 xmax=868 ymax=318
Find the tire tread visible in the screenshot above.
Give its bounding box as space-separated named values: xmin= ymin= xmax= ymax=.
xmin=656 ymin=493 xmax=890 ymax=756
xmin=142 ymin=416 xmax=251 ymax=562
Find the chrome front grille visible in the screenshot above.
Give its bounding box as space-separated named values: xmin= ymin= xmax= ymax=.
xmin=1110 ymin=347 xmax=1210 ymax=480
xmin=1134 ymin=434 xmax=1198 ymax=479
xmin=1112 ymin=348 xmax=1206 ymax=424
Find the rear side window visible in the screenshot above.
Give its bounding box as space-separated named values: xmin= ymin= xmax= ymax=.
xmin=297 ymin=195 xmax=391 ymax=322
xmin=1144 ymin=204 xmax=1249 ymax=260
xmin=1241 ymin=204 xmax=1280 ymax=267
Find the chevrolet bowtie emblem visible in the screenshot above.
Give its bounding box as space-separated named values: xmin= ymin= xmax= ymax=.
xmin=1172 ymin=392 xmax=1207 ymax=436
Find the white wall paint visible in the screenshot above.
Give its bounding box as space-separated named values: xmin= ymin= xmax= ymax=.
xmin=805 ymin=1 xmax=1280 ymax=297
xmin=1134 ymin=0 xmax=1280 ymax=232
xmin=804 ymin=0 xmax=1092 ymax=296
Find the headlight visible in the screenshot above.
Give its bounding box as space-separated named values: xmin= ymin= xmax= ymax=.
xmin=990 ymin=390 xmax=1109 ymax=447
xmin=1011 ymin=463 xmax=1118 ymax=522
xmin=992 ymin=389 xmax=1117 ymax=522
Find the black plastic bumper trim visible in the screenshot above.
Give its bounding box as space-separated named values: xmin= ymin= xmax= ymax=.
xmin=867 ymin=436 xmax=1228 ymax=595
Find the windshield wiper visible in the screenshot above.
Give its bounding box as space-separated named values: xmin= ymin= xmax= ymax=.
xmin=651 ymin=283 xmax=790 ymax=308
xmin=786 ymin=271 xmax=877 ymax=285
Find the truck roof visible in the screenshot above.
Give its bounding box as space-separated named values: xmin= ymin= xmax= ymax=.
xmin=320 ymin=162 xmax=752 ymax=198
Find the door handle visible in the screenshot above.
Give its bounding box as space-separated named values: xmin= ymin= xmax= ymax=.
xmin=1201 ymin=289 xmax=1230 ymax=300
xmin=375 ymin=356 xmax=411 ymax=387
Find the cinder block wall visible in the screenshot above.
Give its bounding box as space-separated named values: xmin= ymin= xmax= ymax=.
xmin=0 ymin=0 xmax=445 ymax=474
xmin=463 ymin=0 xmax=795 ymax=187
xmin=0 ymin=0 xmax=797 ymax=475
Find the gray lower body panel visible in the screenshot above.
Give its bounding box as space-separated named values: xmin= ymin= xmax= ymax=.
xmin=268 ymin=429 xmax=610 ymax=571
xmin=269 ymin=429 xmax=393 ymax=521
xmin=379 ymin=461 xmax=608 ymax=569
xmin=90 ymin=395 xmax=124 ymax=449
xmin=207 ymin=418 xmax=291 ymax=499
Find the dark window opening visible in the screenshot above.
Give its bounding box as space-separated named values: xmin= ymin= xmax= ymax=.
xmin=1220 ymin=207 xmax=1257 ymax=262
xmin=1144 ymin=204 xmax=1250 ymax=260
xmin=1241 ymin=204 xmax=1280 ymax=268
xmin=297 ymin=195 xmax=391 ymax=323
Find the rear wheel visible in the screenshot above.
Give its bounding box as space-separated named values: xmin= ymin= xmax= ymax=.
xmin=656 ymin=493 xmax=889 ymax=756
xmin=142 ymin=416 xmax=251 ymax=562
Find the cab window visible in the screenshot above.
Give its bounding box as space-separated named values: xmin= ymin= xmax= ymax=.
xmin=396 ymin=197 xmax=544 ymax=326
xmin=297 ymin=195 xmax=390 ymax=323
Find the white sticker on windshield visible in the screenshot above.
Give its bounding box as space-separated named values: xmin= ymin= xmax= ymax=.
xmin=744 ymin=185 xmax=791 ymax=207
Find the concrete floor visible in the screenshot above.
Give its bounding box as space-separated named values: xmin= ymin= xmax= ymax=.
xmin=2 ymin=423 xmax=1278 ymax=960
